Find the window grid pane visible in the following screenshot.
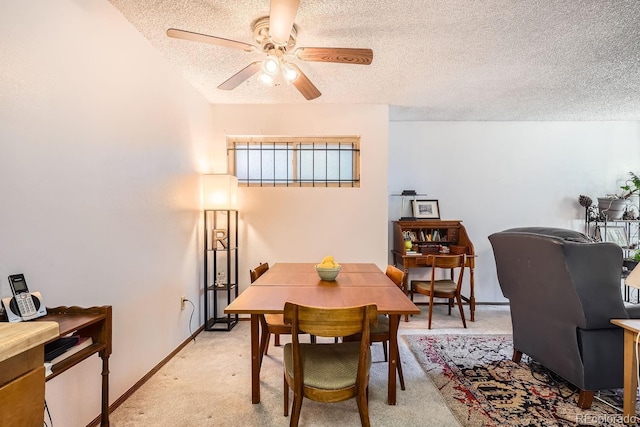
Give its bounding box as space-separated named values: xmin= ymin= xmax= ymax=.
xmin=228 ymin=137 xmax=360 ymax=187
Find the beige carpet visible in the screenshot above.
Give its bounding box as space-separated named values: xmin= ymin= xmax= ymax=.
xmin=110 ymin=305 xmax=512 ymax=426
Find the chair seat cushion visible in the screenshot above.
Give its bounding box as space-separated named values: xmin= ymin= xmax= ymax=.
xmin=371 ymin=314 xmax=389 ymax=334
xmin=284 ymin=342 xmax=370 ymax=390
xmin=413 ymin=279 xmax=457 ymax=295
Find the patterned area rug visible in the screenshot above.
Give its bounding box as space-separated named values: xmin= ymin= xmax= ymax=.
xmin=404 ymin=334 xmax=638 ymax=427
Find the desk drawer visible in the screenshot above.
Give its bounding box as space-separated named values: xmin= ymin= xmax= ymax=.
xmin=401 ymin=256 xmax=432 ymax=268
xmin=0 ymin=365 xmax=46 ymax=427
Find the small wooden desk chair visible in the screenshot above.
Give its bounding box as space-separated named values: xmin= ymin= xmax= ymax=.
xmin=250 ymin=263 xmax=291 ymax=356
xmin=283 ymin=302 xmax=378 ymax=427
xmin=410 ymin=254 xmax=467 ymax=329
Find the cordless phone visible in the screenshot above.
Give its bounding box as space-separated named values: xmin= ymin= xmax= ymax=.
xmin=8 ymin=274 xmax=40 ymax=320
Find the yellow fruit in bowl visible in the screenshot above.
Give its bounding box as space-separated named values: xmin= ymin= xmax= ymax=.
xmin=317 ymin=256 xmax=340 ymax=269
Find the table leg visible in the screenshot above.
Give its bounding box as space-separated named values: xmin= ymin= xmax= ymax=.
xmin=251 ymin=314 xmax=261 ymax=404
xmin=100 ymin=354 xmax=109 ymax=426
xmin=469 ymin=267 xmax=476 ymax=322
xmin=622 ymin=329 xmax=638 ymax=423
xmin=388 ymin=314 xmax=399 ymax=405
xmin=402 ymin=268 xmax=410 ymax=322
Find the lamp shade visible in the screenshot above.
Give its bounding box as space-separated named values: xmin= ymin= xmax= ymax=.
xmin=202 ymin=174 xmax=238 ymax=210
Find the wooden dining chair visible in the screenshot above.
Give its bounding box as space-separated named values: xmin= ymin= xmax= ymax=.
xmin=283 ymin=302 xmax=378 ymax=427
xmin=250 ymin=263 xmax=290 ymax=356
xmin=410 ymin=254 xmax=467 ymax=329
xmin=346 ymin=265 xmax=406 ymax=390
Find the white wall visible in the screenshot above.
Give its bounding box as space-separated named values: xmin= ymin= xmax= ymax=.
xmin=389 ymin=121 xmax=640 ymax=301
xmin=210 ymin=104 xmax=389 ymax=298
xmin=0 ymin=1 xmax=212 ymax=426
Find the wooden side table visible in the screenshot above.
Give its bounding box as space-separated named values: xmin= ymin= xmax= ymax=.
xmin=35 ymin=305 xmax=112 ymax=426
xmin=610 ymin=318 xmax=640 ymax=425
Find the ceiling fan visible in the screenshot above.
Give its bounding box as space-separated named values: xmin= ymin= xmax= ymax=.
xmin=166 ymin=0 xmax=373 ymax=100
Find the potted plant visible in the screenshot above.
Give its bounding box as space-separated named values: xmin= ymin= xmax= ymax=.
xmin=623 ymin=250 xmax=640 ymax=271
xmin=620 ymin=172 xmax=640 ymax=199
xmin=598 ymin=172 xmax=640 ymax=220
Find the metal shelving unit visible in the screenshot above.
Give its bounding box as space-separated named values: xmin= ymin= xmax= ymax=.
xmin=204 ymin=209 xmax=238 ymax=331
xmin=585 ymin=215 xmax=640 ymax=303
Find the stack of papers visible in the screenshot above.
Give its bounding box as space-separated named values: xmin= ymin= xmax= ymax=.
xmin=44 ymin=336 xmax=93 ymax=377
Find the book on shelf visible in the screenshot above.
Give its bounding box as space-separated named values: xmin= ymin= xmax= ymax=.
xmin=44 ymin=336 xmax=93 ymax=376
xmin=45 ymin=336 xmax=80 ymax=361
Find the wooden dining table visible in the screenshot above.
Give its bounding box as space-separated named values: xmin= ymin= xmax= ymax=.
xmin=224 ymin=263 xmax=420 ymax=406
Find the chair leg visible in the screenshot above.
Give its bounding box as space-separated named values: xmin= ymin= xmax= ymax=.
xmin=275 ymin=334 xmax=281 ymax=347
xmin=283 ymin=375 xmax=289 ymax=416
xmin=259 ymin=316 xmax=270 ymax=358
xmin=397 ymin=349 xmax=405 ymax=391
xmin=382 ymin=341 xmax=388 ymax=362
xmin=577 ymin=390 xmax=594 ymax=409
xmin=263 ymin=333 xmax=271 ymax=356
xmin=290 ymin=393 xmax=303 ymax=427
xmin=448 ymin=298 xmax=452 ymax=315
xmin=512 ymin=349 xmax=523 ymax=362
xmin=404 ymin=280 xmax=410 ymax=322
xmin=455 ymin=293 xmax=467 ymax=328
xmin=355 ymin=388 xmax=371 ymax=427
xmin=311 ymin=335 xmax=317 ymax=344
xmin=428 ymin=294 xmax=434 ymax=329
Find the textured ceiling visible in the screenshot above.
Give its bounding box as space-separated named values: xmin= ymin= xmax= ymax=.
xmin=108 ymin=0 xmax=640 ymax=121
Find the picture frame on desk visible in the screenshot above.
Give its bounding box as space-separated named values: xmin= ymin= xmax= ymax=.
xmin=412 ymin=200 xmax=440 ymax=219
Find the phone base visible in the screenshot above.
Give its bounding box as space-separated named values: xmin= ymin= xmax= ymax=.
xmin=1 ymin=292 xmax=47 ymax=322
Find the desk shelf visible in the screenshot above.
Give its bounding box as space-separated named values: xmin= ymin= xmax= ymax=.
xmin=35 ymin=305 xmax=112 ymax=426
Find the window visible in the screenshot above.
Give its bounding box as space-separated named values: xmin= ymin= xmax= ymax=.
xmin=227 ymin=136 xmax=360 ymax=187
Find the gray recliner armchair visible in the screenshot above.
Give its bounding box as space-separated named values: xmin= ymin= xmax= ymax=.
xmin=489 ymin=227 xmax=640 ymax=408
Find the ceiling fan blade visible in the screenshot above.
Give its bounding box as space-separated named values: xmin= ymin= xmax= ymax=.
xmin=289 ymin=64 xmax=321 ymax=100
xmin=167 ymin=28 xmax=256 ymax=52
xmin=269 ymin=0 xmax=300 ymax=45
xmin=295 ymin=47 xmax=373 ymax=65
xmin=218 ymin=62 xmax=262 ymax=90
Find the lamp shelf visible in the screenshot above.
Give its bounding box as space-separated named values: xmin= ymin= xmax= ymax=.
xmin=203 ymin=209 xmax=239 ymax=332
xmin=202 ymin=174 xmax=239 ymax=331
xmin=207 ymin=283 xmax=237 ymax=292
xmin=205 ymin=317 xmax=238 ymax=331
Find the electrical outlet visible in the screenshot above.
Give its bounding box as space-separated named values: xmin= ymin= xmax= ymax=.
xmin=181 ymin=296 xmax=187 ymax=310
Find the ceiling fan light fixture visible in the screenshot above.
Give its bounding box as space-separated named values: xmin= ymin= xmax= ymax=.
xmin=258 ymin=72 xmax=275 ymax=86
xmin=282 ymin=63 xmax=299 ymax=83
xmin=261 ymin=55 xmax=280 ymax=76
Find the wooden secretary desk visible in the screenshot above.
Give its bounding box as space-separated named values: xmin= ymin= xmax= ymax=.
xmin=391 ymin=220 xmax=477 ymax=321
